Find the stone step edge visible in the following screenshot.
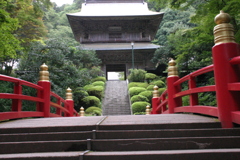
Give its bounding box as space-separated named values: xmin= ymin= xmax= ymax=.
xmin=1 ymin=149 xmax=240 ymax=159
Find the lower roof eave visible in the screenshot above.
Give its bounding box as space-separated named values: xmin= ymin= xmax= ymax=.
xmin=80 ymin=42 xmax=161 ymax=51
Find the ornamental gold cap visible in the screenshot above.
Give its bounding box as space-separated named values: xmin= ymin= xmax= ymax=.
xmin=66 ymin=87 xmax=73 ymax=100
xmin=153 ymin=85 xmax=159 ymax=98
xmin=168 ymin=59 xmax=178 ymax=77
xmin=39 ymin=63 xmax=49 ymax=81
xmin=214 ymin=11 xmax=235 ymax=45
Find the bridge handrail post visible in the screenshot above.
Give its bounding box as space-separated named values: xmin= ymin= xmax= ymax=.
xmin=37 ymin=63 xmax=51 ymax=117
xmin=11 ymin=82 xmax=22 ymax=112
xmin=167 ymin=59 xmax=182 ymax=113
xmin=152 ymin=85 xmax=160 ymax=114
xmin=66 ymin=87 xmax=74 ymax=117
xmin=212 ymin=11 xmax=240 ymax=128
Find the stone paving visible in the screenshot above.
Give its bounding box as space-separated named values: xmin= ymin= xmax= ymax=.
xmin=0 ymin=114 xmax=218 ymax=129
xmin=102 ymin=81 xmax=131 ymax=115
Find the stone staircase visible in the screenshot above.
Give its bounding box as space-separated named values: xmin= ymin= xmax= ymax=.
xmin=0 ymin=114 xmax=240 ymax=159
xmin=102 ymin=81 xmax=131 ymax=115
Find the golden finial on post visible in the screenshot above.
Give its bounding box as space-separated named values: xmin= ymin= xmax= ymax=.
xmin=80 ymin=107 xmax=85 ymax=117
xmin=153 ymin=85 xmax=159 ymax=98
xmin=66 ymin=87 xmax=73 ymax=100
xmin=168 ymin=58 xmax=178 ymax=77
xmin=214 ymin=10 xmax=235 ymax=45
xmin=146 ymin=105 xmax=150 ymax=115
xmin=39 ymin=63 xmax=49 ymax=81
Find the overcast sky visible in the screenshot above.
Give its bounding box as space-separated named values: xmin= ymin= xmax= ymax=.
xmin=50 ymin=0 xmax=73 ymax=6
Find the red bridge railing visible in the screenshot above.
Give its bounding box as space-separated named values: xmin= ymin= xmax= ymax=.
xmin=152 ymin=11 xmax=240 ymax=128
xmin=0 ymin=63 xmax=79 ymax=121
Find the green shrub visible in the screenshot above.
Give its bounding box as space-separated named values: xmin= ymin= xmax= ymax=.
xmin=134 ymin=112 xmax=146 ymax=115
xmin=145 ymin=73 xmax=158 ymax=83
xmin=92 ymin=81 xmax=105 ymax=87
xmin=92 ymin=76 xmax=106 ymax=83
xmin=130 ymin=95 xmax=149 ymax=103
xmin=139 ymin=91 xmax=153 ymax=102
xmin=128 ymin=82 xmax=149 ymax=89
xmin=146 ymin=85 xmax=155 ymax=91
xmin=82 ymin=96 xmax=101 ymax=108
xmin=127 ymin=69 xmax=146 ymax=82
xmin=150 ymin=80 xmax=165 ymax=88
xmin=86 ymin=86 xmax=104 ymax=100
xmin=131 ymin=101 xmax=150 ymax=114
xmin=85 ymin=106 xmax=102 ymax=116
xmin=129 ymin=87 xmax=147 ymax=97
xmin=83 ymin=84 xmax=94 ymax=91
xmin=158 ymin=88 xmax=166 ymax=95
xmin=73 ymin=88 xmax=89 ymax=109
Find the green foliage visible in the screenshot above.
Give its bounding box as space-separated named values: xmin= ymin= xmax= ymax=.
xmin=127 ymin=69 xmax=146 ymax=82
xmin=150 ymin=80 xmax=166 ymax=88
xmin=134 ymin=112 xmax=146 ymax=115
xmin=82 ymin=96 xmax=101 ymax=109
xmin=147 ymin=85 xmax=155 ymax=91
xmin=158 ymin=88 xmax=166 ymax=95
xmin=92 ymin=76 xmax=106 ymax=83
xmin=73 ymin=87 xmax=89 ymax=109
xmin=139 ymin=91 xmax=153 ymax=102
xmin=128 ymin=82 xmax=149 ymax=89
xmin=199 ymin=92 xmax=216 ymax=107
xmin=92 ymin=81 xmax=105 ymax=87
xmin=86 ymin=86 xmax=104 ymax=100
xmin=129 ymin=87 xmax=147 ymax=97
xmin=131 ymin=101 xmax=150 ymax=114
xmin=85 ymin=106 xmax=102 ymax=116
xmin=0 ymin=81 xmax=13 ymax=112
xmin=131 ymin=95 xmax=149 ymax=104
xmin=145 ymin=73 xmax=158 ymax=83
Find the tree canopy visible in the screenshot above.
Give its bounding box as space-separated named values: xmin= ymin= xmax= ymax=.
xmin=150 ymin=0 xmax=240 ymax=73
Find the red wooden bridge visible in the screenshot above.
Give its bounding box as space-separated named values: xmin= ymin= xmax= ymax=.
xmin=0 ymin=11 xmax=240 ymax=160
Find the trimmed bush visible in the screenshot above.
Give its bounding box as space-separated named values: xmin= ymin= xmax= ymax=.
xmin=150 ymin=80 xmax=165 ymax=88
xmin=131 ymin=95 xmax=149 ymax=103
xmin=146 ymin=85 xmax=155 ymax=91
xmin=85 ymin=106 xmax=102 ymax=116
xmin=128 ymin=82 xmax=149 ymax=89
xmin=139 ymin=91 xmax=153 ymax=102
xmin=86 ymin=86 xmax=104 ymax=100
xmin=92 ymin=76 xmax=106 ymax=83
xmin=159 ymin=88 xmax=166 ymax=95
xmin=92 ymin=81 xmax=105 ymax=87
xmin=83 ymin=84 xmax=94 ymax=91
xmin=145 ymin=73 xmax=157 ymax=83
xmin=129 ymin=87 xmax=147 ymax=97
xmin=127 ymin=69 xmax=146 ymax=82
xmin=131 ymin=101 xmax=150 ymax=114
xmin=73 ymin=88 xmax=89 ymax=108
xmin=82 ymin=96 xmax=101 ymax=108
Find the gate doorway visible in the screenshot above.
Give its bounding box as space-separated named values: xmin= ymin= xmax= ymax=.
xmin=106 ymin=64 xmax=126 ymax=81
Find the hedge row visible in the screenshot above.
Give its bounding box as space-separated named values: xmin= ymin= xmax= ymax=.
xmin=77 ymin=76 xmax=106 ymax=116
xmin=128 ymin=72 xmax=166 ymax=114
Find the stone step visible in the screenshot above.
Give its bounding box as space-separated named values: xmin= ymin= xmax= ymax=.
xmin=90 ymin=136 xmax=240 ymax=151
xmin=0 ymin=131 xmax=93 ymax=142
xmin=84 ymin=149 xmax=240 ymax=160
xmin=95 ymin=128 xmax=240 ymax=139
xmin=99 ymin=122 xmax=221 ymax=130
xmin=0 ymin=140 xmax=88 ymax=154
xmin=1 ymin=149 xmax=240 ymax=160
xmin=102 ymin=81 xmax=131 ymax=115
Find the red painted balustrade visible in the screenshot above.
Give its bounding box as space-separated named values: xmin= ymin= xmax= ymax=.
xmin=0 ymin=65 xmax=79 ymax=121
xmin=152 ymin=11 xmax=240 ymax=128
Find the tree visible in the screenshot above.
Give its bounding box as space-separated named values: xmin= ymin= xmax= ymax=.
xmin=0 ymin=0 xmax=53 ymax=75
xmin=17 ymin=38 xmax=102 ymax=98
xmin=151 ymin=0 xmax=240 ymax=73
